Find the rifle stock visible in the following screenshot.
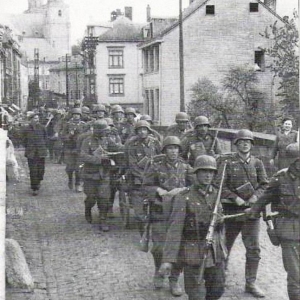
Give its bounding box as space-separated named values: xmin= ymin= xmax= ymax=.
xmin=197 ymin=161 xmax=227 ymax=284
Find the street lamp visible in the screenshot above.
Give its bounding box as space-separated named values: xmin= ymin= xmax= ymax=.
xmin=62 ymin=54 xmax=71 ymax=107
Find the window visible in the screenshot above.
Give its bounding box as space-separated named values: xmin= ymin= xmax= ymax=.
xmin=108 ymin=49 xmax=124 ymax=68
xmin=250 ymin=3 xmax=259 ymax=12
xmin=144 ymin=88 xmax=160 ymax=122
xmin=109 ymin=77 xmax=124 ymax=95
xmin=58 ymin=10 xmax=62 ymax=17
xmin=143 ymin=45 xmax=160 ymax=74
xmin=206 ymin=5 xmax=215 ymax=15
xmin=254 ymin=51 xmax=265 ymax=71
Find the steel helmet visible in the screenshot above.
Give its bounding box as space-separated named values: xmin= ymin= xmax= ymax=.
xmin=194 ymin=116 xmax=210 ymax=127
xmin=81 ymin=106 xmax=90 ymax=114
xmin=125 ymin=107 xmax=137 ymax=117
xmin=140 ymin=114 xmax=153 ymax=123
xmin=93 ymin=119 xmax=109 ymax=131
xmin=162 ymin=136 xmax=182 ymax=152
xmin=111 ymin=105 xmax=124 ymax=114
xmin=72 ymin=108 xmax=82 ymax=115
xmin=93 ymin=104 xmax=106 ymax=113
xmin=234 ymin=129 xmax=254 ymax=145
xmin=135 ymin=120 xmax=152 ymax=132
xmin=175 ymin=112 xmax=190 ymax=122
xmin=286 ymin=143 xmax=299 ymax=158
xmin=193 ymin=155 xmax=217 ymax=173
xmin=105 ymin=117 xmax=114 ymax=126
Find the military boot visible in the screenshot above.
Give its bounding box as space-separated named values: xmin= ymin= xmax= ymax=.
xmin=99 ymin=212 xmax=109 ymax=232
xmin=153 ymin=270 xmax=164 ymax=289
xmin=245 ymin=260 xmax=265 ymax=298
xmin=85 ymin=207 xmax=92 ymax=223
xmin=169 ymin=281 xmax=183 ymax=297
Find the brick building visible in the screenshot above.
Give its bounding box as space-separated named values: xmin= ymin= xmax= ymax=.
xmin=139 ymin=0 xmax=285 ymax=125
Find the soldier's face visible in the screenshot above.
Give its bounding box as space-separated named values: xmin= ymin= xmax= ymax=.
xmin=236 ymin=139 xmax=252 ymax=154
xmin=97 ymin=111 xmax=105 ymax=118
xmin=282 ymin=120 xmax=293 ymax=131
xmin=73 ymin=113 xmax=81 ymax=121
xmin=126 ymin=113 xmax=135 ymax=122
xmin=113 ymin=112 xmax=124 ymax=120
xmin=165 ymin=145 xmax=180 ymax=160
xmin=30 ymin=115 xmax=39 ymax=125
xmin=196 ymin=169 xmax=215 ymax=186
xmin=137 ymin=127 xmax=149 ymax=139
xmin=196 ymin=124 xmax=209 ymax=136
xmin=177 ymin=121 xmax=188 ymax=131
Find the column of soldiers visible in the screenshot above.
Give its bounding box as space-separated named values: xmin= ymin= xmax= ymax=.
xmin=22 ymin=105 xmax=299 ymax=300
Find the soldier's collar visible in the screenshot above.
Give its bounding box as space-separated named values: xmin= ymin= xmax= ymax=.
xmin=237 ymin=153 xmax=251 ymax=164
xmin=196 ymin=184 xmax=213 ymax=196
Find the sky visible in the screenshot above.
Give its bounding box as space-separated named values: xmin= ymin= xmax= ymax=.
xmin=0 ymin=0 xmax=298 ymax=44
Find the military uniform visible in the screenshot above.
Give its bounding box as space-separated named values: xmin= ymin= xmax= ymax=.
xmin=166 ymin=124 xmax=190 ymax=139
xmin=126 ymin=135 xmax=161 ymax=222
xmin=162 ymin=185 xmax=227 ymax=300
xmin=143 ymin=155 xmax=193 ymax=289
xmin=181 ymin=132 xmax=222 ymax=166
xmin=61 ymin=118 xmax=86 ymax=189
xmin=271 ymin=129 xmax=298 ymax=170
xmin=220 ymin=152 xmax=268 ymax=289
xmin=250 ymin=165 xmax=300 ymax=300
xmin=80 ymin=134 xmax=123 ymax=227
xmin=120 ymin=120 xmax=136 ymax=143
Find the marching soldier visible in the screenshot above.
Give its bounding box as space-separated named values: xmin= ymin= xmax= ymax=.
xmin=61 ymin=108 xmax=86 ymax=191
xmin=126 ymin=120 xmax=161 ymax=234
xmin=219 ymin=129 xmax=268 ymax=298
xmin=139 ymin=114 xmax=163 ymax=143
xmin=80 ymin=119 xmax=123 ymax=231
xmin=81 ymin=106 xmax=92 ymax=122
xmin=143 ymin=136 xmax=193 ymax=295
xmin=92 ymin=104 xmax=106 ymax=120
xmin=122 ymin=107 xmax=137 ymax=143
xmin=245 ymin=143 xmax=300 ymax=300
xmin=166 ymin=112 xmax=192 ymax=138
xmin=111 ymin=104 xmax=126 ymax=136
xmin=181 ymin=116 xmax=222 ymax=166
xmin=160 ymin=155 xmax=227 ymax=300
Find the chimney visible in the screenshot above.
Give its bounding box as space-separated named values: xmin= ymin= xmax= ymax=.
xmin=264 ymin=0 xmax=276 ymax=12
xmin=125 ymin=6 xmax=133 ymax=20
xmin=146 ymin=5 xmax=151 ymax=22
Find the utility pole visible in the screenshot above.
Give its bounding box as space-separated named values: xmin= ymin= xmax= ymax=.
xmin=63 ymin=54 xmax=71 ymax=107
xmin=179 ymin=0 xmax=185 ymax=112
xmin=75 ymin=62 xmax=78 ymax=99
xmin=34 ymin=48 xmax=40 ymax=108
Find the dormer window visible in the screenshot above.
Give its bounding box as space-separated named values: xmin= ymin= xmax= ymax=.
xmin=250 ymin=3 xmax=259 ymax=12
xmin=206 ymin=5 xmax=215 ymax=15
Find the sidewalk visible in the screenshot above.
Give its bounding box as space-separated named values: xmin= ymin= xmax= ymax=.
xmin=5 ymin=149 xmax=288 ymax=300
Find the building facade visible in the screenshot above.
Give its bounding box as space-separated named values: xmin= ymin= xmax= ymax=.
xmin=0 ymin=25 xmax=22 ymax=109
xmin=48 ymin=56 xmax=85 ymax=107
xmin=83 ymin=10 xmax=145 ymax=111
xmin=139 ymin=0 xmax=284 ymax=125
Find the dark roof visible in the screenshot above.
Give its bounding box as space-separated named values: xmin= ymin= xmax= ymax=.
xmin=98 ymin=16 xmax=145 ymax=42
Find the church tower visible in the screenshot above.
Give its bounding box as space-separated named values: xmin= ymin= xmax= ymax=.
xmin=44 ymin=0 xmax=70 ymax=55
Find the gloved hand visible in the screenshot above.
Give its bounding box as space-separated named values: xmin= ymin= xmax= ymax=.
xmin=166 ymin=187 xmax=187 ymax=197
xmin=159 ymin=262 xmax=172 ymax=276
xmin=157 ymin=187 xmax=168 ymax=197
xmin=235 ymin=196 xmax=246 ymax=206
xmin=248 ymin=195 xmax=258 ymax=205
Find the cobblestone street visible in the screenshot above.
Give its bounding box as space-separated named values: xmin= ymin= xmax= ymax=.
xmin=5 ymin=149 xmax=289 ymax=300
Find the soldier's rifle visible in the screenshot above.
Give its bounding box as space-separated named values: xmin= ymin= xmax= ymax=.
xmin=197 ymin=161 xmax=227 ymax=284
xmin=210 ymin=120 xmax=222 ymax=152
